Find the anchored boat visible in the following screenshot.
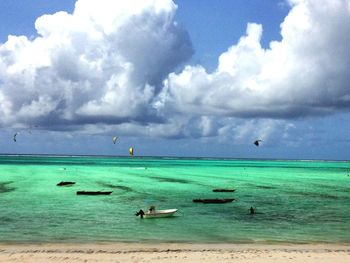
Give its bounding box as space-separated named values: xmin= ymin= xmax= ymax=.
xmin=212 ymin=189 xmax=235 ymax=192
xmin=135 ymin=206 xmax=178 ymax=219
xmin=193 ymin=198 xmax=235 ymax=203
xmin=57 ymin=181 xmax=76 ymax=186
xmin=76 ymin=191 xmax=112 ymax=195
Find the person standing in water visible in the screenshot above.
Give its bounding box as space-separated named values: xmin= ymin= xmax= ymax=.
xmin=250 ymin=206 xmax=256 ymax=214
xmin=135 ymin=209 xmax=145 ymax=218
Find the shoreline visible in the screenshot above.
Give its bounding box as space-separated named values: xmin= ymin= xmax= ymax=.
xmin=1 ymin=243 xmax=349 ymax=262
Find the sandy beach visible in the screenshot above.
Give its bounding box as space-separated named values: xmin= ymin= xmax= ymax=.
xmin=0 ymin=243 xmax=349 ymax=263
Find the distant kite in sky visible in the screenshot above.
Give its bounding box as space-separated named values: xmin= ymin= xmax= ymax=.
xmin=254 ymin=140 xmax=262 ymax=147
xmin=13 ymin=133 xmax=18 ymax=142
xmin=129 ymin=147 xmax=134 ymax=156
xmin=112 ymin=136 xmax=118 ymax=144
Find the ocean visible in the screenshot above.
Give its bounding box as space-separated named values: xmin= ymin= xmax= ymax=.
xmin=0 ymin=155 xmax=349 ymax=244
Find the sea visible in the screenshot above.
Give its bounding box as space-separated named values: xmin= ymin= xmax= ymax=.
xmin=0 ymin=155 xmax=349 ymax=244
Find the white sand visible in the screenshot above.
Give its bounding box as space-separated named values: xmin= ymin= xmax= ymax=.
xmin=0 ymin=243 xmax=349 ymax=263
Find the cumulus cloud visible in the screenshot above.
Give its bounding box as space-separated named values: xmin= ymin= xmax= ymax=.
xmin=0 ymin=0 xmax=193 ymax=129
xmin=156 ymin=0 xmax=350 ymax=120
xmin=1 ymin=0 xmax=350 ymax=144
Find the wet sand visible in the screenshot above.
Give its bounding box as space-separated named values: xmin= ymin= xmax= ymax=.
xmin=0 ymin=243 xmax=349 ymax=262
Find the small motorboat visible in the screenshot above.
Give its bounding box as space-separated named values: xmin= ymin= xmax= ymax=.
xmin=212 ymin=189 xmax=235 ymax=192
xmin=135 ymin=206 xmax=178 ymax=219
xmin=57 ymin=181 xmax=76 ymax=186
xmin=76 ymin=191 xmax=112 ymax=195
xmin=193 ymin=198 xmax=235 ymax=204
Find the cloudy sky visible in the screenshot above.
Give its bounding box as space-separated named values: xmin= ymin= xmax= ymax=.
xmin=1 ymin=0 xmax=350 ymax=159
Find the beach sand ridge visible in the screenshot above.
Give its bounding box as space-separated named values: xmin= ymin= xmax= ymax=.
xmin=0 ymin=243 xmax=349 ymax=262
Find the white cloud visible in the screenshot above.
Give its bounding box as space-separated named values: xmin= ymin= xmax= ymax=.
xmin=0 ymin=0 xmax=193 ymax=129
xmin=1 ymin=0 xmax=350 ymax=144
xmin=156 ymin=0 xmax=350 ymax=120
xmin=214 ymin=118 xmax=293 ymax=146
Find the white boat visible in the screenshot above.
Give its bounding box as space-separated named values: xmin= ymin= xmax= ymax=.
xmin=144 ymin=209 xmax=178 ymax=219
xmin=136 ymin=207 xmax=178 ymax=219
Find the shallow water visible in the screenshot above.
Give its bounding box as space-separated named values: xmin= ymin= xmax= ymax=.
xmin=0 ymin=155 xmax=349 ymax=244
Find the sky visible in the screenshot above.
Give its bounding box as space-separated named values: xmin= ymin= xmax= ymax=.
xmin=1 ymin=0 xmax=350 ymax=160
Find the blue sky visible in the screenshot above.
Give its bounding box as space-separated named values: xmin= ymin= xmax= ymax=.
xmin=174 ymin=0 xmax=289 ymax=70
xmin=1 ymin=0 xmax=350 ymax=160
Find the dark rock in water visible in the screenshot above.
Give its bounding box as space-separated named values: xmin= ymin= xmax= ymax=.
xmin=0 ymin=181 xmax=15 ymax=193
xmin=76 ymin=191 xmax=112 ymax=195
xmin=57 ymin=181 xmax=76 ymax=186
xmin=193 ymin=198 xmax=235 ymax=203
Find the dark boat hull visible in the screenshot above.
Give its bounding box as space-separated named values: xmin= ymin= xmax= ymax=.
xmin=212 ymin=189 xmax=235 ymax=192
xmin=76 ymin=191 xmax=112 ymax=195
xmin=193 ymin=198 xmax=235 ymax=203
xmin=57 ymin=181 xmax=76 ymax=186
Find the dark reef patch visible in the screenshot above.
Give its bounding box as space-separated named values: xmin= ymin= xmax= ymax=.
xmin=151 ymin=176 xmax=191 ymax=184
xmin=97 ymin=182 xmax=133 ymax=192
xmin=0 ymin=181 xmax=15 ymax=193
xmin=255 ymin=185 xmax=276 ymax=190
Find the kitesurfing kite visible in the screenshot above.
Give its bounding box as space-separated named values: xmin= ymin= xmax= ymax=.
xmin=13 ymin=132 xmax=18 ymax=142
xmin=129 ymin=147 xmax=134 ymax=156
xmin=112 ymin=136 xmax=118 ymax=144
xmin=254 ymin=140 xmax=262 ymax=147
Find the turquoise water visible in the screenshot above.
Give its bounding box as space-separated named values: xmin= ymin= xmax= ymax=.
xmin=0 ymin=155 xmax=349 ymax=244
